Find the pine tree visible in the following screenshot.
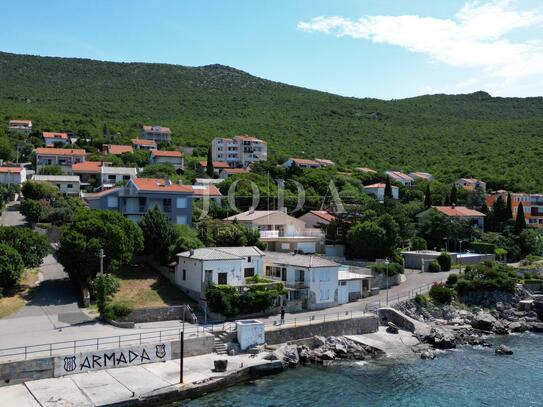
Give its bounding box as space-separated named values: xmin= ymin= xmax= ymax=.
xmin=505 ymin=193 xmax=513 ymax=220
xmin=515 ymin=202 xmax=526 ymax=234
xmin=384 ymin=176 xmax=393 ymax=199
xmin=424 ymin=184 xmax=432 ymax=208
xmin=450 ymin=185 xmax=457 ymax=205
xmin=444 ymin=193 xmax=450 ymax=206
xmin=206 ymin=147 xmax=214 ymax=177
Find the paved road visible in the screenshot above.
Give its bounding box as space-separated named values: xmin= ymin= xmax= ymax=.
xmin=1 ymin=202 xmax=26 ymax=226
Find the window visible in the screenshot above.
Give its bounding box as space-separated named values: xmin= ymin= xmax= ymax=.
xmin=247 ymin=256 xmax=251 ymax=263
xmin=67 ymin=184 xmax=73 ymax=189
xmin=176 ymin=197 xmax=187 ymax=209
xmin=163 ymin=198 xmax=172 ymax=212
xmin=138 ymin=197 xmax=146 ymax=213
xmin=244 ymin=268 xmax=255 ymax=278
xmin=176 ymin=216 xmax=187 ymax=225
xmin=123 ymin=175 xmax=131 ymax=181
xmin=108 ymin=175 xmax=116 ymax=181
xmin=182 ymin=269 xmax=186 ymax=281
xmin=107 ymin=196 xmax=118 ymax=208
xmin=218 ymin=273 xmax=228 ymax=285
xmin=320 ymin=270 xmax=330 ymax=282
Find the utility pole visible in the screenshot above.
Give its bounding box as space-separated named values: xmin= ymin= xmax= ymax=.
xmin=98 ymin=249 xmax=105 ymax=276
xmin=385 ymin=258 xmax=390 ymax=306
xmin=179 ymin=330 xmax=184 ymax=384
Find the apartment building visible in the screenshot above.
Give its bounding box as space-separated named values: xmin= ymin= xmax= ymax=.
xmin=486 ymin=190 xmax=543 ymax=228
xmin=212 ymin=135 xmax=267 ymax=167
xmin=35 ymin=148 xmax=86 ymax=173
xmin=8 ymin=120 xmax=32 ymax=134
xmin=140 ymin=125 xmax=172 ymax=143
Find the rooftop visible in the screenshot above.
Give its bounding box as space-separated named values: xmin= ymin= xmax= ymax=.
xmin=0 ymin=167 xmax=23 ymax=173
xmin=130 ymin=178 xmax=194 ymax=193
xmin=224 ymin=210 xmax=289 ymax=222
xmin=9 ymin=120 xmax=32 ymax=125
xmin=32 ymin=175 xmax=80 ymax=182
xmin=263 ymin=251 xmax=339 ymax=268
xmin=386 ymin=171 xmax=414 ymax=182
xmin=72 ymin=161 xmax=103 ymax=173
xmin=199 ymin=160 xmax=230 ymax=169
xmin=104 ymin=144 xmax=133 ymax=155
xmin=221 ymin=168 xmax=248 ymax=174
xmin=151 ymin=150 xmax=183 ymax=158
xmin=364 ymin=183 xmax=399 ymax=189
xmin=35 ymin=148 xmax=86 ymax=156
xmin=307 ymin=210 xmax=336 ymax=223
xmin=142 ymin=125 xmax=172 ymax=134
xmin=131 ymin=138 xmax=157 ymax=146
xmin=177 ymin=246 xmax=264 ymax=260
xmin=289 ymin=158 xmax=320 ymax=166
xmin=432 ymin=205 xmax=486 ymax=217
xmin=43 ymin=132 xmax=68 ymax=140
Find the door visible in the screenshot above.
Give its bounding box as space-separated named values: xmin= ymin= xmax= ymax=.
xmin=338 ymin=282 xmax=349 ymax=304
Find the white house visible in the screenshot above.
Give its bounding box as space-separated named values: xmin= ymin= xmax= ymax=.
xmin=8 ymin=120 xmax=32 ymax=134
xmin=31 ymin=175 xmax=81 ymax=196
xmin=263 ymin=251 xmax=340 ymax=311
xmin=0 ymin=167 xmax=27 ymax=186
xmin=43 ymin=132 xmax=69 ymax=147
xmin=282 ymin=158 xmax=322 ymax=169
xmin=224 ymin=210 xmax=325 ymax=254
xmin=150 ymin=150 xmax=184 ymax=169
xmin=175 ymin=247 xmax=265 ymax=301
xmin=131 ymin=138 xmax=157 ymax=151
xmin=385 ymin=171 xmax=414 ymax=186
xmin=141 ymin=125 xmax=172 ymax=143
xmin=100 ymin=166 xmax=138 ymax=188
xmin=363 ymin=183 xmax=399 ymax=201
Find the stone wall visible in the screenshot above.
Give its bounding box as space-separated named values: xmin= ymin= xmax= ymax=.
xmin=377 ymin=307 xmax=428 ymax=334
xmin=0 ymin=334 xmax=214 ymax=387
xmin=119 ymin=305 xmax=197 ymax=324
xmin=264 ymin=315 xmax=379 ymax=344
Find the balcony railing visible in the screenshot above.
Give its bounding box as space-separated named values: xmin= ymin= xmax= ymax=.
xmin=259 ymin=228 xmax=324 ymax=239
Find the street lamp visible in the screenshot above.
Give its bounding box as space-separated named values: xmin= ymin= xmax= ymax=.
xmin=98 ymin=249 xmax=105 ymax=276
xmin=385 ymin=258 xmax=390 ymax=305
xmin=458 ymin=240 xmax=464 ymax=274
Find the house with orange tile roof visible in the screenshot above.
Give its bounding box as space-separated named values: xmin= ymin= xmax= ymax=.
xmin=84 ymin=178 xmax=221 ymax=225
xmin=416 ymin=204 xmax=485 ymax=230
xmin=0 ymin=166 xmax=27 ymax=186
xmin=35 ymin=147 xmax=86 ymax=173
xmin=298 ymin=210 xmax=336 ymax=229
xmin=282 ymin=158 xmax=322 ymax=169
xmin=131 ymin=138 xmax=157 ymax=151
xmin=43 ymin=132 xmax=69 ymax=147
xmin=103 ymin=144 xmax=134 ymax=155
xmin=486 ymin=190 xmax=543 ymax=229
xmin=212 ymin=135 xmax=267 ymax=167
xmin=141 ymin=125 xmax=172 ymax=143
xmin=363 ymin=183 xmax=399 ymax=200
xmin=150 ymin=150 xmax=184 ymax=169
xmin=219 ymin=167 xmax=248 ymax=179
xmin=453 ymin=178 xmax=486 ymax=192
xmin=8 ymin=119 xmax=32 ymax=134
xmin=198 ymin=160 xmax=230 ymax=175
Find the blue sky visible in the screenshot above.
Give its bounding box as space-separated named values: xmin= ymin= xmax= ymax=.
xmin=2 ymin=0 xmax=543 ymax=99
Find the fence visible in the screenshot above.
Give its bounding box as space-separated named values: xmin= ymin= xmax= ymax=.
xmin=0 ymin=278 xmax=444 ymax=363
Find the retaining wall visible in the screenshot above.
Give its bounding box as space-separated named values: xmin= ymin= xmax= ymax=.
xmin=119 ymin=305 xmax=197 ymax=324
xmin=264 ymin=315 xmax=379 ymax=344
xmin=0 ymin=334 xmax=214 ymax=387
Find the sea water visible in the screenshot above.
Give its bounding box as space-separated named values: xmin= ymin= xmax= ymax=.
xmin=177 ymin=333 xmax=543 ymax=407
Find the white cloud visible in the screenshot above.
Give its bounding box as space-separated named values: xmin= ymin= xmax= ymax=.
xmin=298 ymin=1 xmax=543 ymax=93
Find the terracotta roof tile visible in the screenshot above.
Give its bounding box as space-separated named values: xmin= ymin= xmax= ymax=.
xmin=72 ymin=161 xmax=102 ymax=173
xmin=0 ymin=167 xmax=23 ymax=173
xmin=35 ymin=148 xmax=86 ymax=156
xmin=151 ymin=150 xmax=183 ymax=158
xmin=433 ymin=206 xmax=485 ymax=217
xmin=43 ymin=132 xmax=68 ymax=139
xmin=103 ymin=144 xmax=133 ymax=155
xmin=199 ymin=160 xmax=230 ymax=169
xmin=131 ymin=138 xmax=157 ymax=146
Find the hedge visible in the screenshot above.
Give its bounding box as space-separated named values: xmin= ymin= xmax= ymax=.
xmin=371 ymin=262 xmax=404 ymax=276
xmin=469 ymin=242 xmax=496 ymax=254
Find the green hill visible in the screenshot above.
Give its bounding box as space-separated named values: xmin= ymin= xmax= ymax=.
xmin=1 ymin=51 xmax=543 ymax=191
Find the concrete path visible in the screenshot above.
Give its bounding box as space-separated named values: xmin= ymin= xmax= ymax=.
xmin=348 ymin=326 xmax=420 ymax=357
xmin=0 ymin=353 xmax=274 ymax=406
xmin=1 ymin=202 xmax=26 ymax=226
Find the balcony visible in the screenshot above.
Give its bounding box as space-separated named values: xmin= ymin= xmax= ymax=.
xmin=259 ymin=228 xmax=324 ymax=239
xmin=286 ymin=280 xmax=309 ymax=289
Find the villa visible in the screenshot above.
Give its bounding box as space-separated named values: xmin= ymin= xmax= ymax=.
xmin=416 ymin=205 xmax=486 ymax=231
xmin=454 ymin=178 xmax=487 ymax=192
xmin=32 ymin=174 xmax=81 ymax=196
xmin=385 ymin=171 xmax=414 ymax=186
xmin=8 ymin=119 xmax=32 ymax=134
xmin=35 ymin=147 xmax=86 ymax=173
xmin=141 ymin=125 xmax=172 ymax=143
xmin=131 ymin=138 xmax=157 ymax=151
xmin=43 ymin=132 xmax=69 ymax=147
xmin=363 ymin=183 xmax=399 ymax=201
xmin=103 ymin=144 xmax=133 ymax=155
xmin=282 ymin=158 xmax=322 ymax=169
xmin=150 ymin=150 xmax=184 ymax=169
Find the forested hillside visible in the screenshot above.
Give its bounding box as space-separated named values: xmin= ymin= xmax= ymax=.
xmin=1 ymin=51 xmax=543 ymax=191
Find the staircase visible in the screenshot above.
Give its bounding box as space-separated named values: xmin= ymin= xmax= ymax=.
xmin=213 ymin=334 xmax=228 ymax=355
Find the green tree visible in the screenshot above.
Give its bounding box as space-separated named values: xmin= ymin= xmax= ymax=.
xmin=0 ymin=226 xmax=50 ymax=268
xmin=417 ymin=210 xmax=451 ymax=250
xmin=492 ymin=195 xmax=507 ymax=231
xmin=38 ymin=165 xmax=64 ymax=175
xmin=444 ymin=193 xmax=450 ymax=206
xmin=21 ymin=181 xmax=59 ymax=201
xmin=58 ymin=209 xmax=143 ymax=285
xmin=450 ymin=185 xmax=457 ymax=205
xmin=424 ymin=184 xmax=432 ymax=208
xmin=138 ymin=205 xmax=177 ymax=265
xmin=19 ymin=199 xmax=50 ymax=223
xmin=505 ymin=193 xmax=513 ymax=221
xmin=515 ymin=202 xmax=526 ymax=235
xmin=0 ymin=138 xmax=16 ymax=161
xmin=139 ymin=163 xmax=176 ymax=178
xmin=170 ymin=224 xmax=204 ymax=260
xmin=206 ymin=147 xmax=214 ymax=177
xmin=519 ymin=228 xmax=542 ymax=257
xmin=384 ymin=176 xmax=393 ymax=199
xmin=0 ymin=243 xmax=24 ymax=293
xmin=410 ymin=236 xmax=427 ymax=250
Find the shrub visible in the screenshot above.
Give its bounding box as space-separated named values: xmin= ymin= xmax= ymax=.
xmin=446 ymin=273 xmax=459 ymax=286
xmin=414 ymin=294 xmax=428 ymax=306
xmin=410 ymin=236 xmax=427 ymax=250
xmin=428 ymin=260 xmax=441 ymax=273
xmin=437 ymin=252 xmax=452 ymax=271
xmin=371 ymin=262 xmax=404 ymax=276
xmin=21 ymin=181 xmax=59 ymax=201
xmin=90 ymin=274 xmax=120 ymax=299
xmin=0 ymin=243 xmax=24 ymax=292
xmin=469 ymin=242 xmax=496 ymax=254
xmin=20 ymin=199 xmax=50 ymax=223
xmin=429 ymin=283 xmax=454 ymax=304
xmin=524 ymin=278 xmax=543 ymax=284
xmin=107 ymin=300 xmax=133 ymax=320
xmin=0 ymin=226 xmax=50 ymax=268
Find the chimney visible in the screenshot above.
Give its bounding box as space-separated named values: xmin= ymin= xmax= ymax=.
xmin=189 ymin=249 xmax=194 ymax=257
xmin=452 ymin=203 xmax=456 ymax=209
xmin=163 ymin=176 xmax=172 ymax=186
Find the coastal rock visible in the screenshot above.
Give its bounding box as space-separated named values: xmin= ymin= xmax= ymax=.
xmin=420 ymin=350 xmax=437 ymax=360
xmin=507 ymin=322 xmax=526 ymax=333
xmin=492 ymin=321 xmax=508 ymax=335
xmin=471 ymin=312 xmax=498 ymax=331
xmin=420 ymin=327 xmax=456 ymax=349
xmin=386 ymin=322 xmax=399 ymax=334
xmin=313 ymin=336 xmax=326 ymax=348
xmin=320 ymin=350 xmax=336 ymax=360
xmin=530 ymin=322 xmax=543 ymax=332
xmin=495 ymin=345 xmax=513 ymax=355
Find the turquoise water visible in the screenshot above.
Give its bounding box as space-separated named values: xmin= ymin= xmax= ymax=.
xmin=178 ymin=333 xmax=543 ymax=407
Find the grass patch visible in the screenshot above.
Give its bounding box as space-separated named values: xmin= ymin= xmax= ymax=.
xmin=111 ymin=263 xmax=196 ymax=309
xmin=0 ymin=269 xmax=39 ymax=318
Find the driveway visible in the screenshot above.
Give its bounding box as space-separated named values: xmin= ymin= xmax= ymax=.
xmin=1 ymin=202 xmax=26 ymax=226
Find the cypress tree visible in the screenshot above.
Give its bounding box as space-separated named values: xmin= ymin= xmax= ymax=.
xmin=505 ymin=193 xmax=513 ymax=220
xmin=424 ymin=184 xmax=432 ymax=208
xmin=384 ymin=176 xmax=393 ymax=199
xmin=492 ymin=195 xmax=507 ymax=230
xmin=444 ymin=193 xmax=450 ymax=206
xmin=206 ymin=147 xmax=214 ymax=177
xmin=515 ymin=202 xmax=526 ymax=234
xmin=450 ymin=185 xmax=457 ymax=205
